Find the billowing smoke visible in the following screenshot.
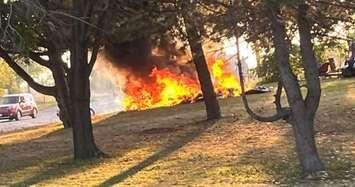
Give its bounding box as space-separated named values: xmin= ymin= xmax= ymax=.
xmin=104 ymin=38 xmax=154 ymax=75
xmin=98 ymin=37 xmax=198 ymax=87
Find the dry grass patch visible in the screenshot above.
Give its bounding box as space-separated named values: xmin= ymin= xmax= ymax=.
xmin=0 ymin=78 xmax=354 ymax=186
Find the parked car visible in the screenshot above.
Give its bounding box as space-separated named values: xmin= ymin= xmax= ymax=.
xmin=0 ymin=94 xmax=38 ymax=121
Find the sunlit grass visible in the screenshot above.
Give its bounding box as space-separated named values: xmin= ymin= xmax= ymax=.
xmin=0 ymin=78 xmax=354 ymax=186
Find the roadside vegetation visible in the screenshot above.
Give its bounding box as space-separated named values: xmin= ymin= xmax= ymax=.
xmin=1 ymin=78 xmax=354 ymax=186
xmin=34 ymin=95 xmax=56 ymax=111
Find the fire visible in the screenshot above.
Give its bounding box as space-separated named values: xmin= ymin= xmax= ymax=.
xmin=209 ymin=58 xmax=241 ymax=96
xmin=123 ymin=56 xmax=243 ymax=111
xmin=123 ymin=67 xmax=200 ymax=110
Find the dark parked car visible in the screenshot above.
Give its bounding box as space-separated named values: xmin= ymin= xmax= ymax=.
xmin=0 ymin=94 xmax=38 ymax=121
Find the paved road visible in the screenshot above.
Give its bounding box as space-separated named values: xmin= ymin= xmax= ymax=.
xmin=0 ymin=96 xmax=123 ymax=134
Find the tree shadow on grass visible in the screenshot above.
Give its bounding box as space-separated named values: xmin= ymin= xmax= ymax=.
xmin=0 ymin=114 xmax=126 ymax=186
xmin=224 ymin=78 xmax=355 ymax=184
xmin=2 ymin=115 xmax=215 ymax=186
xmin=0 ymin=127 xmax=69 ymax=175
xmin=0 ymin=113 xmax=124 ymax=178
xmin=97 ymin=119 xmax=217 ymax=187
xmin=9 ymin=157 xmax=105 ymax=187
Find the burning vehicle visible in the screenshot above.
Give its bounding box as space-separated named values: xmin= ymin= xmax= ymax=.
xmin=94 ymin=38 xmax=255 ymax=111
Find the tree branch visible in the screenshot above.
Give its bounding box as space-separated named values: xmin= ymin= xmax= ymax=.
xmin=0 ymin=47 xmax=56 ymax=96
xmin=88 ymin=0 xmax=110 ymax=75
xmin=235 ymin=35 xmax=290 ymax=122
xmin=88 ymin=45 xmax=99 ymax=74
xmin=297 ymin=3 xmax=321 ymax=119
xmin=239 ymin=71 xmax=290 ymax=122
xmin=29 ymin=52 xmax=51 ymax=68
xmin=1 ymin=49 xmax=51 ymax=68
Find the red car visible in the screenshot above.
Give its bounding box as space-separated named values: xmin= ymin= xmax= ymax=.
xmin=0 ymin=94 xmax=38 ymax=121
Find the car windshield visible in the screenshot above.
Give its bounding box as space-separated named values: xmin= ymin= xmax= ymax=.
xmin=0 ymin=96 xmax=19 ymax=105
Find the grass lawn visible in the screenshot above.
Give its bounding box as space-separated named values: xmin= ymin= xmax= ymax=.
xmin=0 ymin=78 xmax=354 ymax=186
xmin=34 ymin=95 xmax=57 ymax=111
xmin=36 ymin=101 xmax=56 ymax=111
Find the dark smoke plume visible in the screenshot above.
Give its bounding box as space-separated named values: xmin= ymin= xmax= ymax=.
xmin=102 ymin=37 xmax=196 ymax=79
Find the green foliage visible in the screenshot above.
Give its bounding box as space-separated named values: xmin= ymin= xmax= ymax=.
xmin=256 ymin=39 xmax=349 ymax=84
xmin=255 ymin=45 xmax=303 ymax=83
xmin=0 ymin=58 xmax=51 ymax=95
xmin=255 ymin=50 xmax=278 ymax=83
xmin=314 ymin=40 xmax=348 ymax=64
xmin=289 ymin=45 xmax=303 ymax=76
xmin=0 ymin=1 xmax=43 ymax=52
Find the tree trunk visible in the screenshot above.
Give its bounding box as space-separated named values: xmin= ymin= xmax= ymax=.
xmin=297 ymin=3 xmax=321 ymax=119
xmin=55 ymin=96 xmax=72 ymax=128
xmin=70 ymin=71 xmax=100 ymax=159
xmin=296 ymin=2 xmax=324 ymax=173
xmin=49 ymin=45 xmax=73 ymax=128
xmin=69 ymin=0 xmax=102 ymax=159
xmin=183 ymin=17 xmax=221 ymax=120
xmin=70 ymin=45 xmax=101 ymax=159
xmin=52 ymin=64 xmax=72 ymax=128
xmin=291 ymin=116 xmax=324 ymax=173
xmin=267 ymin=3 xmax=324 ymax=174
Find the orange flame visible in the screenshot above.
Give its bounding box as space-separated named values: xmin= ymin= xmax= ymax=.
xmin=123 ymin=68 xmax=200 ymax=110
xmin=123 ymin=56 xmax=243 ymax=111
xmin=209 ymin=58 xmax=241 ymax=96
